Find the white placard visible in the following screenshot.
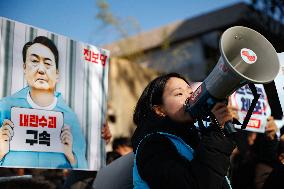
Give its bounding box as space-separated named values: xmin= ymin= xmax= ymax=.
xmin=10 ymin=107 xmax=64 ymax=153
xmin=230 ymin=84 xmax=271 ymax=133
xmin=274 ymin=52 xmax=284 ymax=115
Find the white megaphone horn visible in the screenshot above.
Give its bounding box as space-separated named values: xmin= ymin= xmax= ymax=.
xmin=184 ymin=26 xmax=280 ymax=135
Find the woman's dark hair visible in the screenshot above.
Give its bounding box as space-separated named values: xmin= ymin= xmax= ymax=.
xmin=133 ymin=72 xmax=189 ymax=127
xmin=22 ymin=36 xmax=59 ymax=68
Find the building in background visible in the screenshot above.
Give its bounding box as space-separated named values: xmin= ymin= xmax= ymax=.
xmin=106 ymin=2 xmax=284 ymax=146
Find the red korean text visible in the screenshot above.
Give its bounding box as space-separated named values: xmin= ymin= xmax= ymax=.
xmin=83 ymin=48 xmax=108 ymax=66
xmin=19 ymin=114 xmax=56 ymax=128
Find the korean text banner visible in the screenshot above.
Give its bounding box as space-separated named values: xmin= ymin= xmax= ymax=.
xmin=0 ymin=17 xmax=109 ymax=171
xmin=230 ymin=84 xmax=271 ymax=133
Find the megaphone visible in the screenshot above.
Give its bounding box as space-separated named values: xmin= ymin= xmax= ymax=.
xmin=184 ymin=26 xmax=280 ymax=135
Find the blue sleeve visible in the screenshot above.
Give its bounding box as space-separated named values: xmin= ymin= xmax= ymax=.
xmin=0 ymin=99 xmax=11 ymax=126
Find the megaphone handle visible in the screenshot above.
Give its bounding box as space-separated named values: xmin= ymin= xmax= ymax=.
xmin=224 ymin=121 xmax=237 ymax=135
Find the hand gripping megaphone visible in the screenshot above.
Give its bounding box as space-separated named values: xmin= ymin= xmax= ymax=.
xmin=184 ymin=26 xmax=280 ymax=135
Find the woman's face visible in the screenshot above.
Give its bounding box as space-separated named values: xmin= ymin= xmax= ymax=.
xmin=159 ymin=77 xmax=194 ymax=123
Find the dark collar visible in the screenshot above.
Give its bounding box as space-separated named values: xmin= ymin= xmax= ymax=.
xmin=132 ymin=117 xmax=200 ymax=151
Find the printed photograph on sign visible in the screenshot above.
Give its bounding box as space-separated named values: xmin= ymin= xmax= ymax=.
xmin=0 ymin=17 xmax=110 ymax=170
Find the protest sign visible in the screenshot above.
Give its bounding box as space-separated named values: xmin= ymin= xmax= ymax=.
xmin=10 ymin=107 xmax=64 ymax=153
xmin=0 ymin=17 xmax=109 ymax=170
xmin=274 ymin=52 xmax=284 ymax=116
xmin=230 ymin=84 xmax=271 ymax=133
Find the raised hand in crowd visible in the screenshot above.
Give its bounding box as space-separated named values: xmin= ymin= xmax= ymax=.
xmin=265 ymin=116 xmax=277 ymax=140
xmin=101 ymin=122 xmax=112 ymax=144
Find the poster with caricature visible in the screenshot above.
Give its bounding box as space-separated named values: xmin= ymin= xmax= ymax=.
xmin=0 ymin=17 xmax=109 ymax=170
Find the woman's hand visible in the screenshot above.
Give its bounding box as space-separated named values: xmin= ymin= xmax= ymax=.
xmin=0 ymin=119 xmax=14 ymax=160
xmin=211 ymin=102 xmax=234 ymax=128
xmin=61 ymin=125 xmax=76 ymax=165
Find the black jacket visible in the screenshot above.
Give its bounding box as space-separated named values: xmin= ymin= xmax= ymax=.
xmin=131 ymin=118 xmax=236 ymax=189
xmin=229 ymin=131 xmax=279 ymax=189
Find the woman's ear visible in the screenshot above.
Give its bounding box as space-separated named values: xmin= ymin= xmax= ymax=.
xmin=152 ymin=105 xmax=166 ymax=117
